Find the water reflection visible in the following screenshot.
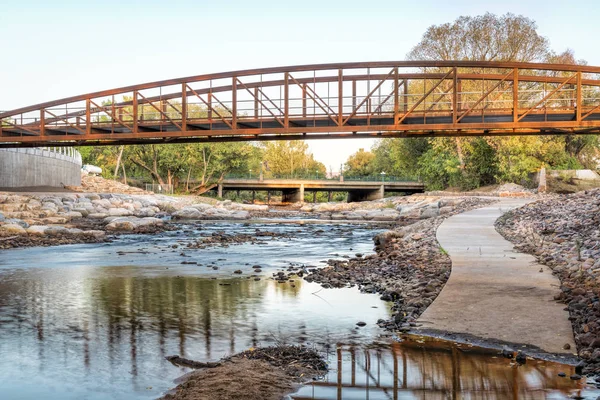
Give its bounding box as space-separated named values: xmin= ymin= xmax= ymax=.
xmin=0 ymin=269 xmax=389 ymax=400
xmin=294 ymin=339 xmax=595 ymax=400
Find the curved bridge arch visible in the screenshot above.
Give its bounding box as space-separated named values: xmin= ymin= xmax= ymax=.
xmin=1 ymin=61 xmax=600 ymax=147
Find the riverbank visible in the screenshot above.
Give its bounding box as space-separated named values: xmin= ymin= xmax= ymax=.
xmin=496 ymin=188 xmax=600 ymax=375
xmin=1 ymin=176 xmax=503 ymax=250
xmin=161 ymin=346 xmax=327 ymax=400
xmin=305 ymin=197 xmax=497 ymax=330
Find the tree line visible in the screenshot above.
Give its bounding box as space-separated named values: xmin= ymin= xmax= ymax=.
xmin=80 ymin=141 xmax=325 ymax=194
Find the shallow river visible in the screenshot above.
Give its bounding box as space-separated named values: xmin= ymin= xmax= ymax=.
xmin=0 ymin=220 xmax=598 ymax=399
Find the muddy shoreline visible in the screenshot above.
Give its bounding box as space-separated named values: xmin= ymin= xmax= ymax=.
xmin=160 ymin=346 xmax=327 ymax=400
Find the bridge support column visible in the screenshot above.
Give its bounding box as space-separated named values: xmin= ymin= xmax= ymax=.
xmin=328 ymin=191 xmax=332 ymax=202
xmin=217 ymin=183 xmax=223 ymax=198
xmin=267 ymin=191 xmax=271 ymax=205
xmin=312 ymin=191 xmax=317 ymax=203
xmin=281 ymin=184 xmax=304 ymax=203
xmin=347 ymin=185 xmax=384 ymax=202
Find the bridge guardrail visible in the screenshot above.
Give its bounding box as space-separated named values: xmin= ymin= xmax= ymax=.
xmin=223 ymin=173 xmax=420 ymax=182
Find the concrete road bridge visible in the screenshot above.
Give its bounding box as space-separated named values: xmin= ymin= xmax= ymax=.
xmin=1 ymin=61 xmax=600 ymax=148
xmin=217 ymin=176 xmax=424 ymax=202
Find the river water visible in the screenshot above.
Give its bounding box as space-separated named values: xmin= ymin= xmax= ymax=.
xmin=0 ymin=220 xmax=598 ymax=399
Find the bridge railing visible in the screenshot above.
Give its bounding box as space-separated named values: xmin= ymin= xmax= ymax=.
xmin=2 ymin=61 xmax=600 ymax=147
xmin=223 ymin=173 xmax=420 ymax=182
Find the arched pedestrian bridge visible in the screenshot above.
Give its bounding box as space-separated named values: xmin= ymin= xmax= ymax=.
xmin=1 ymin=61 xmax=600 ymax=147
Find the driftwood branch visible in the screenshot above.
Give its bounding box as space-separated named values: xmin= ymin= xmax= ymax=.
xmin=165 ymin=355 xmax=221 ymax=369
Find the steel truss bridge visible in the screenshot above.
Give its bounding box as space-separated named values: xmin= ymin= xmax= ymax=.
xmin=1 ymin=61 xmax=600 ymax=148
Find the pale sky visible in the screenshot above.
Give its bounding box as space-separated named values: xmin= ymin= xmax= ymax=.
xmin=1 ymin=0 xmax=599 ymax=171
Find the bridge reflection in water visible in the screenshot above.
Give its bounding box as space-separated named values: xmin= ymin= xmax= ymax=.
xmin=293 ymin=341 xmax=586 ymax=400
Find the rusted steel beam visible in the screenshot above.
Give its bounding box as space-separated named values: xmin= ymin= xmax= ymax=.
xmin=518 ymin=74 xmax=577 ymax=121
xmin=186 ymin=85 xmax=232 ymax=129
xmin=397 ymin=69 xmax=454 ymax=125
xmin=40 ymin=109 xmax=45 ymax=136
xmin=181 ymin=83 xmax=187 ymax=131
xmin=576 ymin=71 xmax=582 ymax=122
xmin=89 ymin=99 xmax=133 ymax=131
xmin=5 ymin=60 xmax=600 ymax=119
xmin=3 ymin=61 xmax=600 ymax=149
xmin=236 ymin=78 xmax=284 ymax=127
xmin=393 ymin=68 xmax=399 ymax=125
xmin=232 ymin=77 xmax=237 ymax=129
xmin=3 ymin=126 xmax=600 ymax=149
xmin=18 ymin=72 xmax=600 ymax=128
xmin=288 ymin=73 xmax=338 ymax=125
xmin=133 ymin=91 xmax=138 ymax=133
xmin=137 ymin=92 xmax=182 ymax=130
xmin=457 ymin=69 xmax=513 ymax=122
xmin=343 ymin=67 xmax=395 ymax=125
xmin=43 ymin=109 xmax=85 ymax=135
xmin=338 ymin=69 xmax=343 ymax=126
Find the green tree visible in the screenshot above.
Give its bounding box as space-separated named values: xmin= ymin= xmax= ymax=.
xmin=344 ymin=148 xmax=375 ymax=177
xmin=369 ymin=12 xmax=599 ymax=190
xmin=261 ymin=141 xmax=325 ymax=178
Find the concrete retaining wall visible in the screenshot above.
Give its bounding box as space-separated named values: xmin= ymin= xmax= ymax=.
xmin=548 ymin=169 xmax=600 ymax=181
xmin=0 ymin=147 xmax=82 ymax=188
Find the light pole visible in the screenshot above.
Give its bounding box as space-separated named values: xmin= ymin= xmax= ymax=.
xmin=380 ymin=171 xmax=386 ymax=182
xmin=248 ymin=169 xmax=252 ymax=179
xmin=315 ymin=170 xmax=319 ymax=180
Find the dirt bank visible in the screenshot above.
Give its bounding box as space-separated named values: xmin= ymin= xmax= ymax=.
xmin=496 ymin=188 xmax=600 ymax=374
xmin=161 ymin=346 xmax=327 ymax=400
xmin=304 ymin=197 xmax=496 ymax=330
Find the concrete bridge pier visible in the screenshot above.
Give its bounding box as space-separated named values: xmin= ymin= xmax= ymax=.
xmin=282 ymin=184 xmax=304 ymax=203
xmin=217 ymin=183 xmax=223 ymax=198
xmin=347 ymin=185 xmax=384 ymax=202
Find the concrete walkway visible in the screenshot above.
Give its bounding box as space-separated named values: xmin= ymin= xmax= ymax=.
xmin=417 ymin=198 xmax=575 ymax=354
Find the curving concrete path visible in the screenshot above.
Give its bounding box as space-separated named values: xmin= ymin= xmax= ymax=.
xmin=417 ymin=198 xmax=575 ymax=354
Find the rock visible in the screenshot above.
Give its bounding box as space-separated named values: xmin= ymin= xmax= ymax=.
xmin=570 ymin=374 xmax=582 ymax=380
xmin=515 ymin=351 xmax=526 ymax=364
xmin=0 ymin=212 xmax=5 ymax=222
xmin=88 ymin=213 xmax=109 ymax=219
xmin=172 ymin=207 xmax=204 ymax=219
xmin=0 ymin=224 xmax=26 ymax=235
xmin=45 ymin=226 xmax=70 ymax=236
xmin=356 ymin=321 xmax=367 ymax=327
xmin=108 ymin=208 xmax=133 ymax=217
xmin=563 ymin=343 xmax=571 ymax=350
xmin=105 ymin=216 xmax=162 ymax=232
xmin=26 ymin=225 xmax=49 ymax=236
xmin=558 ymin=372 xmax=566 ymax=377
xmin=83 ymin=230 xmax=105 ymax=239
xmin=4 ymin=218 xmax=29 ymax=229
xmin=233 ymin=270 xmax=243 ymax=274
